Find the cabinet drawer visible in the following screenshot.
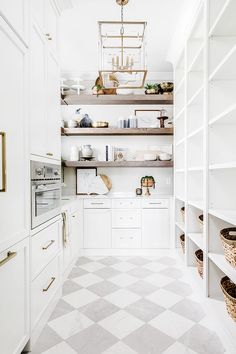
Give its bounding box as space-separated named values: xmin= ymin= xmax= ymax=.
xmin=112 ymin=229 xmax=141 ymax=249
xmin=84 ymin=199 xmax=111 ymax=209
xmin=112 ymin=209 xmax=141 ymax=228
xmin=31 ymin=221 xmax=61 ymax=279
xmin=112 ymin=199 xmax=141 ymax=209
xmin=141 ymin=199 xmax=169 ymax=209
xmin=31 ymin=255 xmax=60 ymax=329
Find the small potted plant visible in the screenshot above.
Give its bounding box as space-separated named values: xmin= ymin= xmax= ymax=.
xmin=145 ymin=83 xmax=158 ymax=94
xmin=92 ymin=84 xmax=104 ymax=96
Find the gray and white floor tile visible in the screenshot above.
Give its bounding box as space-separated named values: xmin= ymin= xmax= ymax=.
xmin=30 ymin=254 xmax=225 ymax=354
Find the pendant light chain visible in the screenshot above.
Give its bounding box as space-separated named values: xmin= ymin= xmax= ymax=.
xmin=120 ymin=2 xmax=124 ymax=68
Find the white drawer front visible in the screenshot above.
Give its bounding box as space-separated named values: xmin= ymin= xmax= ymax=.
xmin=112 ymin=199 xmax=141 ymax=209
xmin=31 ymin=255 xmax=60 ymax=329
xmin=112 ymin=209 xmax=141 ymax=228
xmin=141 ymin=199 xmax=169 ymax=209
xmin=84 ymin=199 xmax=111 ymax=209
xmin=31 ymin=221 xmax=61 ymax=279
xmin=112 ymin=229 xmax=141 ymax=249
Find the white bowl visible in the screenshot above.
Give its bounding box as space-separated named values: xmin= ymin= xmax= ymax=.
xmin=144 ymin=153 xmax=157 ymax=161
xmin=159 ymin=153 xmax=172 ymax=161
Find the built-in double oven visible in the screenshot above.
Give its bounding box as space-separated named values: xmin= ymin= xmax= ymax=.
xmin=31 ymin=161 xmax=61 ymax=229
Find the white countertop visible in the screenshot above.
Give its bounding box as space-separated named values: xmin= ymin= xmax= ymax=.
xmin=61 ymin=192 xmax=173 ymax=208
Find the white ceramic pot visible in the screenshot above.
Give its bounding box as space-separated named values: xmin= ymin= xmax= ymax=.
xmin=81 ymin=144 xmax=93 ymax=158
xmin=159 ymin=152 xmax=172 ymax=161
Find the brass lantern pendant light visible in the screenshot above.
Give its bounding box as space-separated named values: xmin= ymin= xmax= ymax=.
xmin=98 ymin=0 xmax=147 ymax=89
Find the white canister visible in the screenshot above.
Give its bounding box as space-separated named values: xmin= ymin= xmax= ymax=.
xmin=81 ymin=145 xmax=93 ymax=158
xmin=69 ymin=146 xmax=79 ymax=161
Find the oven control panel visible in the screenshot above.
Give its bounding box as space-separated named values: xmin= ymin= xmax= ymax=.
xmin=31 ymin=161 xmax=61 ymax=181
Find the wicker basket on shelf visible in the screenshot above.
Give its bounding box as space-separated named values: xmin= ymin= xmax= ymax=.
xmin=220 ymin=228 xmax=236 ymax=268
xmin=180 ymin=234 xmax=185 ymax=254
xmin=220 ymin=276 xmax=236 ymax=322
xmin=180 ymin=207 xmax=185 ymax=222
xmin=195 ymin=249 xmax=203 ymax=278
xmin=199 ymin=214 xmax=203 ymax=232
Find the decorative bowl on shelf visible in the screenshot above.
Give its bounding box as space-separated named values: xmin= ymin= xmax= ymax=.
xmin=158 ymin=82 xmax=174 ymax=94
xmin=92 ymin=121 xmax=109 ymax=128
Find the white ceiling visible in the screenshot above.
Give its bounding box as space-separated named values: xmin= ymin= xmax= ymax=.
xmin=60 ymin=0 xmax=199 ymax=78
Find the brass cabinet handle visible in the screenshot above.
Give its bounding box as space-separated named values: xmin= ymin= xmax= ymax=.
xmin=43 ymin=277 xmax=56 ymax=292
xmin=46 ymin=152 xmax=53 ymax=157
xmin=0 ymin=132 xmax=6 ymax=192
xmin=0 ymin=251 xmax=17 ymax=267
xmin=42 ymin=240 xmax=55 ymax=250
xmin=45 ymin=33 xmax=52 ymax=40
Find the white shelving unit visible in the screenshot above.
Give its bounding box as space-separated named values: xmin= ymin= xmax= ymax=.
xmin=174 ymin=0 xmax=236 ymax=348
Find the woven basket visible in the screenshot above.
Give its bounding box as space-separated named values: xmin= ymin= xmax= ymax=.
xmin=195 ymin=249 xmax=203 ymax=278
xmin=180 ymin=234 xmax=185 ymax=254
xmin=220 ymin=276 xmax=236 ymax=322
xmin=180 ymin=207 xmax=185 ymax=222
xmin=199 ymin=214 xmax=203 ymax=232
xmin=220 ymin=228 xmax=236 ymax=268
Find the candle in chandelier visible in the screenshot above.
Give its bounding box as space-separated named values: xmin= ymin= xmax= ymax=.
xmin=131 ymin=57 xmax=134 ymax=68
xmin=126 ymin=56 xmax=129 ymax=68
xmin=112 ymin=56 xmax=115 ymax=69
xmin=116 ymin=55 xmax=119 ymax=67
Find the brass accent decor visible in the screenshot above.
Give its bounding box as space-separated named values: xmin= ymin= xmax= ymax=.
xmin=98 ymin=1 xmax=147 ymax=89
xmin=43 ymin=277 xmax=56 ymax=292
xmin=0 ymin=251 xmax=17 ymax=267
xmin=0 ymin=132 xmax=6 ymax=192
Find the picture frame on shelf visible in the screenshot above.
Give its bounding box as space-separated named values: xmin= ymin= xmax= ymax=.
xmin=135 ymin=109 xmax=162 ymax=128
xmin=76 ymin=167 xmax=97 ymax=195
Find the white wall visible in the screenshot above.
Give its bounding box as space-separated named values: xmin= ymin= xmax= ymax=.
xmin=62 ymin=104 xmax=173 ymax=196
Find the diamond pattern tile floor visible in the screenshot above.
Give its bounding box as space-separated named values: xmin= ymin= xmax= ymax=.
xmin=30 ymin=254 xmax=225 ymax=354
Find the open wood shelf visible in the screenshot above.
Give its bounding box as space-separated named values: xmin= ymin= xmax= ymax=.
xmin=62 ymin=127 xmax=173 ymax=136
xmin=63 ymin=160 xmax=173 ymax=168
xmin=61 ymin=94 xmax=173 ymax=106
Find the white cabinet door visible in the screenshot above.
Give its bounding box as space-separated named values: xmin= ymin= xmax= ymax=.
xmin=0 ymin=0 xmax=29 ymax=43
xmin=31 ymin=0 xmax=45 ymax=34
xmin=0 ymin=237 xmax=29 ymax=354
xmin=70 ymin=211 xmax=80 ymax=258
xmin=30 ymin=23 xmax=47 ymax=158
xmin=46 ymin=51 xmax=60 ymax=160
xmin=46 ymin=0 xmax=58 ymax=55
xmin=0 ymin=18 xmax=29 ymax=252
xmin=84 ymin=209 xmax=111 ymax=249
xmin=142 ymin=209 xmax=170 ymax=248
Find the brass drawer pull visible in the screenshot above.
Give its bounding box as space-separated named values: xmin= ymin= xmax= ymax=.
xmin=46 ymin=152 xmax=53 ymax=157
xmin=0 ymin=251 xmax=17 ymax=267
xmin=149 ymin=202 xmax=162 ymax=205
xmin=91 ymin=202 xmax=104 ymax=205
xmin=43 ymin=277 xmax=56 ymax=292
xmin=42 ymin=240 xmax=55 ymax=250
xmin=0 ymin=132 xmax=6 ymax=192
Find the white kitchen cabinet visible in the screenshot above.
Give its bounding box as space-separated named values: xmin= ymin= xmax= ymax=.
xmin=0 ymin=0 xmax=29 ymax=44
xmin=112 ymin=229 xmax=141 ymax=249
xmin=70 ymin=210 xmax=81 ymax=258
xmin=31 ymin=254 xmax=61 ymax=330
xmin=46 ymin=0 xmax=59 ymax=55
xmin=30 ymin=3 xmax=60 ymax=160
xmin=46 ymin=51 xmax=61 ymax=159
xmin=31 ymin=219 xmax=62 ymax=280
xmin=0 ymin=237 xmax=29 ymax=354
xmin=142 ymin=209 xmax=170 ymax=248
xmin=84 ymin=209 xmax=111 ymax=249
xmin=112 ymin=209 xmax=141 ymax=228
xmin=0 ymin=18 xmax=29 ymax=252
xmin=31 ymin=0 xmax=58 ymax=56
xmin=30 ymin=23 xmax=47 ymax=158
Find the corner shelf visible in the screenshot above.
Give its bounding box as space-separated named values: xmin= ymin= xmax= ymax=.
xmin=61 ymin=94 xmax=173 ymax=106
xmin=62 ymin=127 xmax=173 ymax=136
xmin=63 ymin=160 xmax=173 ymax=168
